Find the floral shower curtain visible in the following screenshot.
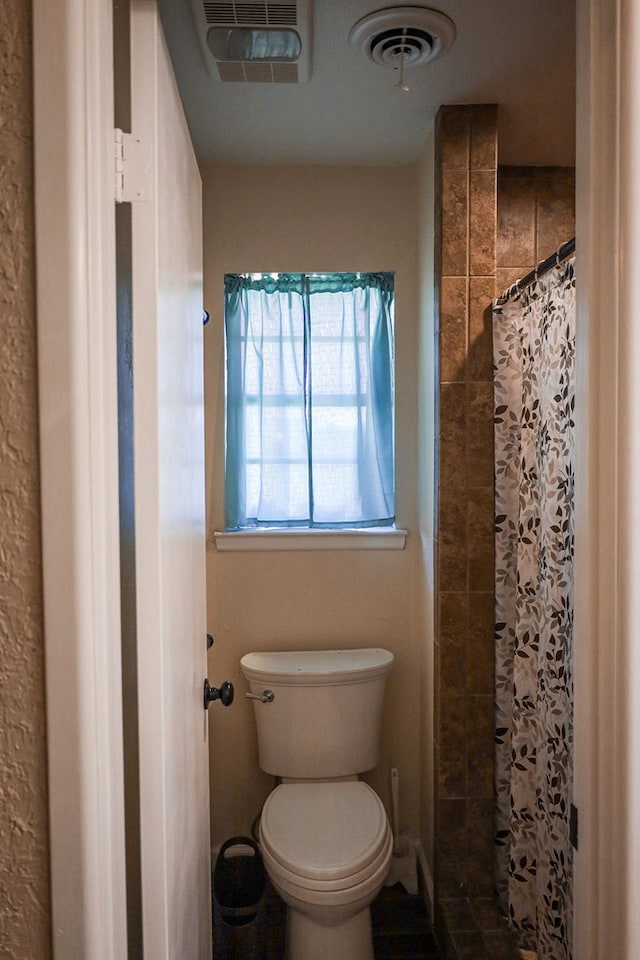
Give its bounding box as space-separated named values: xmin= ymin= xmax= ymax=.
xmin=493 ymin=256 xmax=576 ymax=960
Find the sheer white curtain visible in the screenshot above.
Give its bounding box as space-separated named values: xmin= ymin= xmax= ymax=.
xmin=224 ymin=273 xmax=395 ymax=530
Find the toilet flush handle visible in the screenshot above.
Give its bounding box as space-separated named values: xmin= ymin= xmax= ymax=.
xmin=245 ymin=689 xmax=275 ymax=704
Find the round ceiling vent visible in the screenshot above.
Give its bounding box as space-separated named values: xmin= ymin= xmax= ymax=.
xmin=349 ymin=6 xmax=456 ymax=70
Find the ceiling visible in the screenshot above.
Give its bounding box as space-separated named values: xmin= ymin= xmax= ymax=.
xmin=158 ymin=0 xmax=576 ymax=168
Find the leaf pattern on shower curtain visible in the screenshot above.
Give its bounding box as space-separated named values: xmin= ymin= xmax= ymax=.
xmin=493 ymin=257 xmax=575 ymax=960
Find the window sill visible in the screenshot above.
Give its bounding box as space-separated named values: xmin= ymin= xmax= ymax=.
xmin=213 ymin=528 xmax=408 ymax=552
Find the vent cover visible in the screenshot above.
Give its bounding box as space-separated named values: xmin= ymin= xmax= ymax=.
xmin=349 ymin=6 xmax=455 ymax=71
xmin=368 ymin=26 xmax=435 ymax=68
xmin=194 ymin=0 xmax=311 ymax=82
xmin=203 ymin=2 xmax=298 ymax=26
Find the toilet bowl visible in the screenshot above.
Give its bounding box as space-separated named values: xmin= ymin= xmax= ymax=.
xmin=260 ymin=782 xmax=393 ymax=960
xmin=240 ymin=648 xmax=394 ymax=960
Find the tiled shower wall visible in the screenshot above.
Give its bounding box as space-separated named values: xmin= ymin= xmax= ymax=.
xmin=433 ymin=105 xmax=576 ymax=913
xmin=497 ymin=166 xmax=576 ymax=294
xmin=435 ymin=105 xmax=498 ymax=902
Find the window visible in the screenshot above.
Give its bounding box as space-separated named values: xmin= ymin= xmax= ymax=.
xmin=224 ymin=272 xmax=395 ymax=531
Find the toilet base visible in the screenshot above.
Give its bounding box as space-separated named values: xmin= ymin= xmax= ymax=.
xmin=285 ymin=904 xmax=374 ymax=960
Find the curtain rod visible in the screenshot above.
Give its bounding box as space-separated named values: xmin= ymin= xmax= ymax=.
xmin=495 ymin=236 xmax=576 ymax=306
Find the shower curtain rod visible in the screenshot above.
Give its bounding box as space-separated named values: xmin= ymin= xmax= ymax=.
xmin=495 ymin=236 xmax=576 ymax=306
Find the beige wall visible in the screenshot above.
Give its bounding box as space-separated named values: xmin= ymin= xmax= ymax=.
xmin=202 ymin=164 xmax=425 ymax=847
xmin=0 ymin=0 xmax=52 ymax=956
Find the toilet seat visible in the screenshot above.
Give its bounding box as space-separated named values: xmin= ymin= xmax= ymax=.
xmin=260 ymin=781 xmax=391 ymax=894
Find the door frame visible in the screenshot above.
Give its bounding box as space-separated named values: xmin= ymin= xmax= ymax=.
xmin=32 ymin=0 xmax=631 ymax=955
xmin=33 ymin=0 xmax=127 ymax=956
xmin=573 ymin=1 xmax=640 ymax=955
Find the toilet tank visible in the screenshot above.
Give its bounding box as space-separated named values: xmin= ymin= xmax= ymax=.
xmin=240 ymin=648 xmax=394 ymax=780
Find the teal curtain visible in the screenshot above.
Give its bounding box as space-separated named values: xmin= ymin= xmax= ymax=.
xmin=224 ymin=272 xmax=395 ymax=530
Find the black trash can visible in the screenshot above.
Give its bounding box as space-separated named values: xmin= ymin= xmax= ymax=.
xmin=213 ymin=836 xmax=266 ymax=960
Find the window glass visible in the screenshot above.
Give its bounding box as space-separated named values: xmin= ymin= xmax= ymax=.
xmin=224 ymin=272 xmax=395 ymax=530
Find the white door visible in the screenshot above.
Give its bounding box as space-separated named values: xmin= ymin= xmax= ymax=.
xmin=130 ymin=3 xmax=211 ymax=957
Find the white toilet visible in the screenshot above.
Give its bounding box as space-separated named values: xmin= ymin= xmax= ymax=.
xmin=240 ymin=647 xmax=394 ymax=960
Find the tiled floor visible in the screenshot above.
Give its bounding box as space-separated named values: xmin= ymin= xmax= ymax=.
xmin=215 ymin=882 xmax=444 ymax=959
xmin=372 ymin=884 xmax=444 ymax=959
xmin=436 ymin=896 xmax=520 ymax=960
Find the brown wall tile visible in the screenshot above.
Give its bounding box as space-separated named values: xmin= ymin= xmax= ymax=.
xmin=467 ymin=591 xmax=494 ymax=645
xmin=467 ymin=592 xmax=495 ymax=696
xmin=470 ymin=897 xmax=505 ymax=931
xmin=441 ymin=898 xmax=479 ymax=933
xmin=468 ymin=277 xmax=495 ymax=381
xmin=467 ymin=488 xmax=495 ymax=592
xmin=438 ymin=695 xmax=467 ymax=798
xmin=497 ymin=171 xmax=536 ymax=267
xmin=466 ymin=634 xmax=494 ymax=696
xmin=440 ymin=636 xmax=466 ymax=700
xmin=439 ymin=107 xmax=470 ymax=168
xmin=439 ymin=491 xmax=467 ymax=591
xmin=535 ymin=168 xmax=576 ymax=260
xmin=469 ymin=171 xmax=496 ymax=276
xmin=470 ymin=105 xmax=498 ymax=170
xmin=440 ymin=277 xmax=468 ymax=381
xmin=465 ymin=695 xmax=494 ymax=798
xmin=433 ymin=641 xmax=441 ymax=739
xmin=466 ymin=800 xmax=495 ymax=897
xmin=466 ymin=382 xmax=495 ymax=488
xmin=436 ymin=799 xmax=468 ymax=897
xmin=497 ymin=166 xmax=576 ymax=278
xmin=440 ymin=591 xmax=468 ymax=643
xmin=439 ymin=381 xmax=466 ymax=487
xmin=496 ymin=265 xmax=526 ymax=295
xmin=441 ymin=169 xmax=469 ymax=277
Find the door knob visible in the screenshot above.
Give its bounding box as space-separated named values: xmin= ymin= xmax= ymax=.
xmin=203 ymin=679 xmax=234 ymax=709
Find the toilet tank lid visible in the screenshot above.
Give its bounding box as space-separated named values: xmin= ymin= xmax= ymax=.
xmin=240 ymin=648 xmax=394 ymax=685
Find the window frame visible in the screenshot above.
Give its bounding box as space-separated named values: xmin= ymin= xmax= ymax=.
xmin=221 ymin=271 xmax=399 ymax=538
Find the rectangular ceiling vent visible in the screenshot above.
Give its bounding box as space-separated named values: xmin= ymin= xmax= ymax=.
xmin=197 ymin=0 xmax=312 ymax=83
xmin=203 ymin=3 xmax=298 ymax=26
